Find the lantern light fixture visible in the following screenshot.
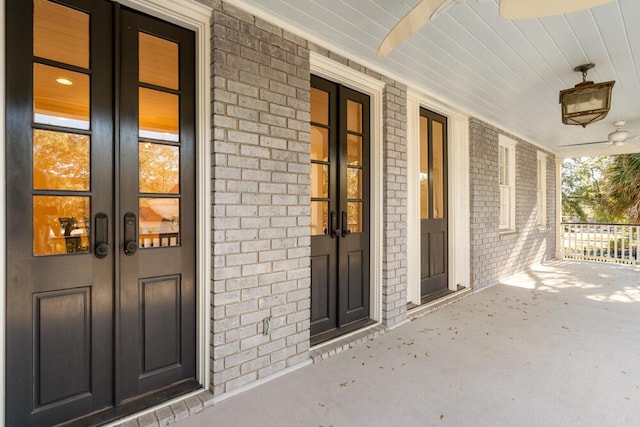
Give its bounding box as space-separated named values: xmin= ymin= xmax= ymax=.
xmin=559 ymin=63 xmax=615 ymax=128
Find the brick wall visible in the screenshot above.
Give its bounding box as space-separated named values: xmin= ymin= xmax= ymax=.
xmin=469 ymin=118 xmax=556 ymax=290
xmin=211 ymin=2 xmax=312 ymax=395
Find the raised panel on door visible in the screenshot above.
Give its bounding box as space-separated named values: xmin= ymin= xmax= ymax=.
xmin=6 ymin=0 xmax=114 ymax=424
xmin=419 ymin=108 xmax=448 ymax=299
xmin=117 ymin=8 xmax=197 ymax=401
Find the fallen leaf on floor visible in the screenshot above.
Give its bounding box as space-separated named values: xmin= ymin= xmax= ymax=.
xmin=440 ymin=414 xmax=445 ymax=420
xmin=625 ymin=397 xmax=630 ymax=400
xmin=562 ymin=325 xmax=569 ymax=330
xmin=319 ymin=403 xmax=325 ymax=407
xmin=352 ymin=380 xmax=356 ymax=383
xmin=361 ymin=362 xmax=365 ymax=366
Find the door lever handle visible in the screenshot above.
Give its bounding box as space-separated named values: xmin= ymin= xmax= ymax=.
xmin=329 ymin=211 xmax=338 ymax=239
xmin=94 ymin=212 xmax=109 ymax=259
xmin=341 ymin=211 xmax=348 ymax=238
xmin=123 ymin=212 xmax=138 ymax=255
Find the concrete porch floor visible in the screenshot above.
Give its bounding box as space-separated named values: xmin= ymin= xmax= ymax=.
xmin=178 ymin=261 xmax=640 ymax=426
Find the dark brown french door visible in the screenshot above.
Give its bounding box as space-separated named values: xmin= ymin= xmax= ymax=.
xmin=419 ymin=108 xmax=448 ymax=299
xmin=6 ymin=1 xmax=197 ymax=425
xmin=310 ymin=75 xmax=371 ymax=344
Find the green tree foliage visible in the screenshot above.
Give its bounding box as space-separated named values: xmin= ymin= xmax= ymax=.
xmin=562 ymin=157 xmax=611 ymax=222
xmin=605 ymin=153 xmax=640 ymax=224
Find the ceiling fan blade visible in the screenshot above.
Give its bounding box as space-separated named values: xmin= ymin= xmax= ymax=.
xmin=561 ymin=140 xmax=609 ymax=147
xmin=627 ymin=135 xmax=640 ymax=143
xmin=377 ymin=0 xmax=448 ymax=57
xmin=499 ymin=0 xmax=615 ymax=20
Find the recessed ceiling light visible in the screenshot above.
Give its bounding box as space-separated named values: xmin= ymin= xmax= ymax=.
xmin=56 ymin=78 xmax=73 ymax=86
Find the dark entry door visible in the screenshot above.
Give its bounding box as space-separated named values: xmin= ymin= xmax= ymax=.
xmin=310 ymin=75 xmax=371 ymax=345
xmin=6 ymin=1 xmax=196 ymax=425
xmin=419 ymin=108 xmax=448 ymax=298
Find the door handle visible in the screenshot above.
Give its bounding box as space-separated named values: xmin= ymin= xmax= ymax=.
xmin=329 ymin=211 xmax=338 ymax=239
xmin=341 ymin=211 xmax=348 ymax=238
xmin=94 ymin=212 xmax=109 ymax=259
xmin=123 ymin=212 xmax=138 ymax=255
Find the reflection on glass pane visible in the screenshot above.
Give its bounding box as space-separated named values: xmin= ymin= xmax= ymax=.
xmin=420 ymin=178 xmax=429 ymax=220
xmin=311 ymin=126 xmax=329 ymax=162
xmin=34 ymin=0 xmax=89 ymax=68
xmin=310 ymin=201 xmax=328 ymax=236
xmin=34 ymin=63 xmax=90 ymax=129
xmin=139 ymin=143 xmax=179 ymax=193
xmin=310 ymin=164 xmax=328 ymax=198
xmin=139 ymin=198 xmax=180 ymax=248
xmin=33 ymin=129 xmax=90 ymax=191
xmin=347 ymin=134 xmax=362 ymax=166
xmin=420 ymin=116 xmax=429 ymax=219
xmin=33 ymin=196 xmax=90 ymax=256
xmin=347 ymin=100 xmax=362 ymax=133
xmin=139 ymin=88 xmax=179 ymax=142
xmin=139 ymin=32 xmax=179 ymax=90
xmin=347 ymin=202 xmax=362 ymax=234
xmin=311 ymin=88 xmax=329 ymax=125
xmin=433 ymin=121 xmax=444 ymax=219
xmin=347 ymin=168 xmax=362 ymax=199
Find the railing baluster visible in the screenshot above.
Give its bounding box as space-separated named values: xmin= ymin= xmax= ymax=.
xmin=561 ymin=222 xmax=640 ymax=265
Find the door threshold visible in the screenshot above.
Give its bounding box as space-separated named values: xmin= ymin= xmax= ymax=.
xmin=407 ymin=286 xmax=471 ymax=318
xmin=310 ymin=322 xmax=385 ymax=362
xmin=59 ymin=379 xmax=200 ymax=427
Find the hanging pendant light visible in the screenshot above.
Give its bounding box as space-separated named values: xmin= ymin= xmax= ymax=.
xmin=559 ymin=63 xmax=615 ymax=127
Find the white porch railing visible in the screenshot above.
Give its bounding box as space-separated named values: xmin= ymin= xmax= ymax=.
xmin=562 ymin=222 xmax=640 ymax=265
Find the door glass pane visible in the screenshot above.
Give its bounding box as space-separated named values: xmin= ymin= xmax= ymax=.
xmin=34 ymin=0 xmax=89 ymax=69
xmin=420 ymin=116 xmax=429 ymax=219
xmin=347 ymin=134 xmax=362 ymax=166
xmin=433 ymin=121 xmax=444 ymax=219
xmin=347 ymin=202 xmax=362 ymax=234
xmin=139 ymin=198 xmax=180 ymax=248
xmin=139 ymin=143 xmax=180 ymax=194
xmin=310 ymin=201 xmax=328 ymax=236
xmin=311 ymin=88 xmax=329 ymax=125
xmin=33 ymin=196 xmax=90 ymax=256
xmin=139 ymin=88 xmax=179 ymax=142
xmin=311 ymin=126 xmax=329 ymax=161
xmin=139 ymin=32 xmax=179 ymax=90
xmin=347 ymin=100 xmax=362 ymax=133
xmin=34 ymin=63 xmax=90 ymax=129
xmin=347 ymin=168 xmax=362 ymax=199
xmin=310 ymin=164 xmax=328 ymax=198
xmin=33 ymin=130 xmax=90 ymax=191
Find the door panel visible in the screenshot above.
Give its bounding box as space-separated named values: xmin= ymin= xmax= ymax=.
xmin=310 ymin=76 xmax=370 ymax=344
xmin=118 ymin=7 xmax=196 ymax=402
xmin=419 ymin=108 xmax=448 ymax=298
xmin=6 ymin=1 xmax=196 ymax=424
xmin=7 ymin=0 xmax=114 ymax=424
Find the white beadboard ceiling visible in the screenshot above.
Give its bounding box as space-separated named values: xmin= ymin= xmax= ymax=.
xmin=228 ymin=0 xmax=640 ymax=157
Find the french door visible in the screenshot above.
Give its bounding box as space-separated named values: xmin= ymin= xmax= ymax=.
xmin=310 ymin=75 xmax=371 ymax=344
xmin=6 ymin=1 xmax=197 ymax=424
xmin=419 ymin=108 xmax=448 ymax=299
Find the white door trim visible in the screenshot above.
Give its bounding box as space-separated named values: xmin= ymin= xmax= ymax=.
xmin=0 ymin=1 xmax=212 ymax=422
xmin=407 ymin=89 xmax=470 ymax=305
xmin=310 ymin=51 xmax=384 ymax=324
